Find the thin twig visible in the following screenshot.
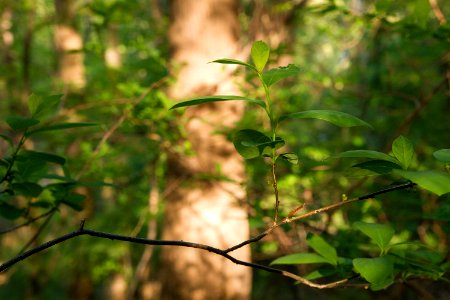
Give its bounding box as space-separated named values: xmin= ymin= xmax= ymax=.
xmin=0 ymin=208 xmax=57 ymax=234
xmin=18 ymin=209 xmax=56 ymax=254
xmin=225 ymin=181 xmax=416 ymax=253
xmin=76 ymin=79 xmax=166 ymax=179
xmin=429 ymin=0 xmax=447 ymax=25
xmin=391 ymin=78 xmax=447 ymax=144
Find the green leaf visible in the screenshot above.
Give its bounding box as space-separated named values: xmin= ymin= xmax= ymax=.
xmin=11 ymin=182 xmax=43 ymax=197
xmin=351 ymin=160 xmax=401 ymax=175
xmin=354 ymin=222 xmax=394 ymax=252
xmin=61 ymin=193 xmax=86 ymax=211
xmin=279 ymin=110 xmax=372 ymax=128
xmin=26 ymin=122 xmax=98 ymax=136
xmin=334 ymin=150 xmax=401 ymax=165
xmin=28 ymin=94 xmax=62 ymax=118
xmin=28 ymin=94 xmax=41 ymax=116
xmin=262 ymin=64 xmax=301 ymax=87
xmin=21 ymin=150 xmax=66 ymax=165
xmin=0 ymin=202 xmax=24 ymax=220
xmin=433 ymin=149 xmax=450 ymax=163
xmin=394 ymin=170 xmax=450 ymax=196
xmin=271 ymin=253 xmax=331 ymax=265
xmin=5 ymin=116 xmax=40 ymax=131
xmin=16 ymin=158 xmax=47 ymax=181
xmin=251 ymin=41 xmax=270 ymax=72
xmin=170 ymin=95 xmax=266 ymax=110
xmin=307 ymin=234 xmax=338 ymax=266
xmin=233 ymin=129 xmax=272 ymax=159
xmin=211 ymin=58 xmax=257 ymax=72
xmin=392 ymin=136 xmax=414 ymax=169
xmin=353 ymin=257 xmax=394 ymax=290
xmin=279 ymin=153 xmax=299 ymax=165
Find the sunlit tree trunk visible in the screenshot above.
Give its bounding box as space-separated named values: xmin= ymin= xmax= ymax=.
xmin=104 ymin=23 xmax=121 ymax=69
xmin=54 ymin=0 xmax=85 ymax=91
xmin=160 ymin=0 xmax=251 ymax=299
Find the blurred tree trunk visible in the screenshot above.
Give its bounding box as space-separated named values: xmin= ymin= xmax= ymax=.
xmin=160 ymin=0 xmax=251 ymax=299
xmin=0 ymin=3 xmax=15 ymax=103
xmin=54 ymin=0 xmax=85 ymax=91
xmin=104 ymin=23 xmax=121 ymax=69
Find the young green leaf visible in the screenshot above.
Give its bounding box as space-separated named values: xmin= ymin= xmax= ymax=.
xmin=28 ymin=94 xmax=62 ymax=118
xmin=334 ymin=150 xmax=401 ymax=165
xmin=262 ymin=64 xmax=301 ymax=87
xmin=394 ymin=170 xmax=450 ymax=196
xmin=307 ymin=234 xmax=338 ymax=266
xmin=433 ymin=149 xmax=450 ymax=163
xmin=251 ymin=41 xmax=270 ymax=72
xmin=392 ymin=135 xmax=414 ymax=169
xmin=211 ymin=59 xmax=257 ymax=72
xmin=354 ymin=222 xmax=394 ymax=253
xmin=28 ymin=94 xmax=42 ymax=116
xmin=279 ymin=153 xmax=299 ymax=165
xmin=279 ymin=110 xmax=372 ymax=128
xmin=170 ymin=95 xmax=266 ymax=110
xmin=6 ymin=116 xmax=40 ymax=131
xmin=233 ymin=129 xmax=271 ymax=159
xmin=26 ymin=122 xmax=98 ymax=136
xmin=271 ymin=253 xmax=331 ymax=265
xmin=353 ymin=257 xmax=394 ymax=290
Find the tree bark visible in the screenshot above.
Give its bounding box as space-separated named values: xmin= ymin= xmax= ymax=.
xmin=54 ymin=0 xmax=85 ymax=91
xmin=160 ymin=0 xmax=251 ymax=299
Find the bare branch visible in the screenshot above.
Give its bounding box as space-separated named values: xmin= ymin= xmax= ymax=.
xmin=0 ymin=182 xmax=415 ymax=290
xmin=0 ymin=225 xmax=363 ymax=289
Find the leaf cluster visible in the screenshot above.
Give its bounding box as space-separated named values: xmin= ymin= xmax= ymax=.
xmin=0 ymin=95 xmax=98 ymax=221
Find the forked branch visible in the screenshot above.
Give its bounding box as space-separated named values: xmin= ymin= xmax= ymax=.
xmin=0 ymin=182 xmax=415 ymax=289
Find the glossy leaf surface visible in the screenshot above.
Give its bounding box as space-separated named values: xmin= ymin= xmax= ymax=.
xmin=170 ymin=95 xmax=266 ymax=110
xmin=279 ymin=110 xmax=372 ymax=128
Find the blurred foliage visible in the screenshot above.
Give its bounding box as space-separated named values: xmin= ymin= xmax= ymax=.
xmin=0 ymin=0 xmax=449 ymax=299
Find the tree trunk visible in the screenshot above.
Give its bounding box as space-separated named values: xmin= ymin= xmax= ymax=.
xmin=54 ymin=0 xmax=85 ymax=91
xmin=160 ymin=0 xmax=251 ymax=299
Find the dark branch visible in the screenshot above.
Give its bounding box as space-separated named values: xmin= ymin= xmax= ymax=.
xmin=0 ymin=226 xmax=282 ymax=275
xmin=0 ymin=181 xmax=416 ymax=289
xmin=0 ymin=225 xmax=359 ymax=288
xmin=358 ymin=181 xmax=416 ymax=200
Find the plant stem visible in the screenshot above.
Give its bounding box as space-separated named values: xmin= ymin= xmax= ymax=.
xmin=258 ymin=72 xmax=281 ymax=224
xmin=272 ymin=162 xmax=280 ymax=224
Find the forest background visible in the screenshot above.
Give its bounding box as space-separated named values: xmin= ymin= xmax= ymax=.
xmin=0 ymin=0 xmax=449 ymax=299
